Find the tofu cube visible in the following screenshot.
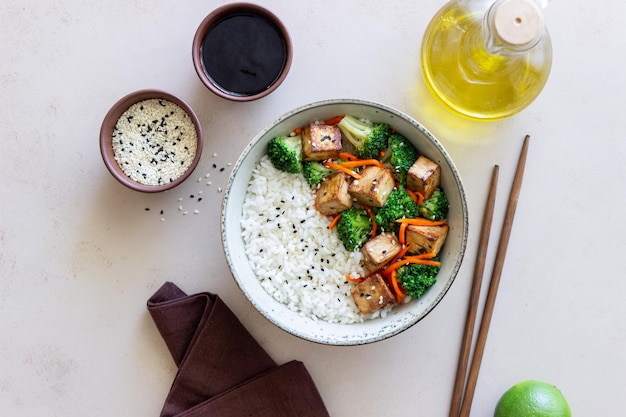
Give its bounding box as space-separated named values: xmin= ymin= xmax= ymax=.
xmin=302 ymin=123 xmax=342 ymax=161
xmin=405 ymin=224 xmax=449 ymax=255
xmin=350 ymin=273 xmax=395 ymax=315
xmin=348 ymin=166 xmax=395 ymax=207
xmin=406 ymin=155 xmax=441 ymax=200
xmin=315 ymin=172 xmax=352 ymax=215
xmin=361 ymin=232 xmax=402 ymax=272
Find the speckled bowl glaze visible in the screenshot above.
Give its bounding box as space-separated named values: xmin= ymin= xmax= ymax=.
xmin=192 ymin=3 xmax=292 ymax=101
xmin=221 ymin=99 xmax=468 ymax=345
xmin=100 ymin=89 xmax=203 ymax=193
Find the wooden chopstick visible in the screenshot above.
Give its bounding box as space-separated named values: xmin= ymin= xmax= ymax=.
xmin=450 ymin=135 xmax=530 ymax=417
xmin=448 ymin=164 xmax=499 ymax=417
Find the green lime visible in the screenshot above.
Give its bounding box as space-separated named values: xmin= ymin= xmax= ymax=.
xmin=494 ymin=380 xmax=571 ymax=417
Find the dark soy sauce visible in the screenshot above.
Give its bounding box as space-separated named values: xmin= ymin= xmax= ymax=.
xmin=201 ymin=12 xmax=287 ymax=96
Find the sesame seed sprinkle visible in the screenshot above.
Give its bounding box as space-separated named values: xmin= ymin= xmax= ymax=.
xmin=112 ymin=99 xmax=197 ymax=186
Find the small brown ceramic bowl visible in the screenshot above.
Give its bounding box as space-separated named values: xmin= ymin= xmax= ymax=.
xmin=192 ymin=3 xmax=292 ymax=101
xmin=100 ymin=89 xmax=203 ymax=193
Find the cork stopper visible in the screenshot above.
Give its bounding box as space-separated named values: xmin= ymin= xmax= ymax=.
xmin=492 ymin=0 xmax=544 ymax=46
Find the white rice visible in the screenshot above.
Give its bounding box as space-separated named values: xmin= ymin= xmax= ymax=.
xmin=241 ymin=155 xmax=372 ymax=324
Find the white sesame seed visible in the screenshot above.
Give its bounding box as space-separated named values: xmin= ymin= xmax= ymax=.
xmin=178 ymin=205 xmax=183 ymax=211
xmin=183 ymin=211 xmax=189 ymax=215
xmin=111 ymin=99 xmax=197 ymax=186
xmin=194 ymin=210 xmax=200 ymax=214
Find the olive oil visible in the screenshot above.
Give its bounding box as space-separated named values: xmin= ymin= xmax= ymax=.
xmin=421 ymin=0 xmax=552 ymax=121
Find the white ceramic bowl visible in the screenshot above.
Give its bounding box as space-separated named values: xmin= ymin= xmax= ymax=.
xmin=221 ymin=99 xmax=468 ymax=345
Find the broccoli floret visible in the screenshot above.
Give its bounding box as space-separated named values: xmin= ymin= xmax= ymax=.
xmin=419 ymin=188 xmax=449 ymax=221
xmin=381 ymin=133 xmax=418 ymax=186
xmin=337 ymin=115 xmax=392 ymax=159
xmin=302 ymin=161 xmax=335 ymax=185
xmin=396 ymin=261 xmax=440 ymax=299
xmin=267 ymin=135 xmax=303 ymax=173
xmin=374 ymin=187 xmax=420 ymax=232
xmin=336 ymin=207 xmax=373 ymax=251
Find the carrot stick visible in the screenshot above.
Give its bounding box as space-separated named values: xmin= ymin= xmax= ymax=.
xmin=293 ymin=127 xmax=303 ymax=135
xmin=384 ymin=258 xmax=442 ymax=274
xmin=413 ymin=252 xmax=438 ymax=260
xmin=338 ymin=152 xmax=360 ymax=161
xmin=340 ymin=159 xmax=386 ymax=169
xmin=346 ymin=275 xmax=365 ymax=283
xmin=399 ymin=222 xmax=408 ymax=245
xmin=394 ymin=245 xmax=410 ymax=263
xmin=390 ymin=269 xmax=405 ymax=303
xmin=325 ymin=116 xmax=344 ymax=125
xmin=415 ymin=191 xmax=425 ymax=205
xmin=406 ymin=189 xmax=425 ymax=205
xmin=396 ymin=218 xmax=448 ymax=227
xmin=328 ymin=214 xmax=342 ymax=230
xmin=323 ymin=161 xmax=362 ymax=179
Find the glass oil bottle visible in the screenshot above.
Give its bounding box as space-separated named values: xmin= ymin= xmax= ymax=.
xmin=421 ymin=0 xmax=552 ymax=121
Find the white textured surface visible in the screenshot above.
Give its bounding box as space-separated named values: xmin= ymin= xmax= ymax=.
xmin=1 ymin=0 xmax=624 ymax=416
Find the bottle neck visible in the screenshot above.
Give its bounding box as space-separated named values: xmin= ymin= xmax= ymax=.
xmin=482 ymin=0 xmax=545 ymax=56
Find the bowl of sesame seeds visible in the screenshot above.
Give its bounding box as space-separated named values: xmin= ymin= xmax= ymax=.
xmin=100 ymin=89 xmax=203 ymax=192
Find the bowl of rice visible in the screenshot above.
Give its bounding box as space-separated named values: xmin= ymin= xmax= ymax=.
xmin=222 ymin=99 xmax=468 ymax=345
xmin=100 ymin=89 xmax=203 ymax=192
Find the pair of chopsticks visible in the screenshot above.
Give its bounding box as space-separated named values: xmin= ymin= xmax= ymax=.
xmin=449 ymin=135 xmax=530 ymax=417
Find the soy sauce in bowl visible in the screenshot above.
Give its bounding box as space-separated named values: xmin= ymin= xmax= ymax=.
xmin=192 ymin=4 xmax=292 ymax=101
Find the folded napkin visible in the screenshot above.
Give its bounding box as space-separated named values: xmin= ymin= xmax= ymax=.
xmin=147 ymin=282 xmax=330 ymax=417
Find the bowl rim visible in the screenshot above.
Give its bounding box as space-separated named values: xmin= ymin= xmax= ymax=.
xmin=221 ymin=98 xmax=469 ymax=345
xmin=99 ymin=89 xmax=204 ymax=193
xmin=191 ymin=2 xmax=293 ymax=102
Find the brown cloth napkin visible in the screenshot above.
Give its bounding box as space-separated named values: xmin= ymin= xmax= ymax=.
xmin=147 ymin=282 xmax=330 ymax=417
